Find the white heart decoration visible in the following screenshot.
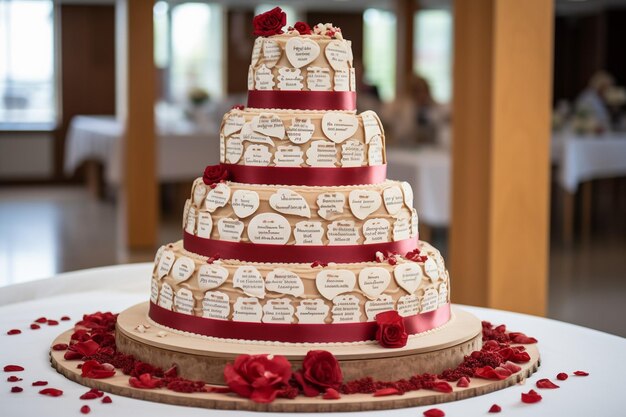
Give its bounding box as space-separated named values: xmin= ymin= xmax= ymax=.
xmin=316 ymin=269 xmax=356 ymax=301
xmin=401 ymin=181 xmax=414 ymax=208
xmin=364 ymin=294 xmax=394 ymax=321
xmin=424 ymin=257 xmax=440 ymax=281
xmin=327 ymin=220 xmax=360 ymax=245
xmin=296 ymin=299 xmax=330 ymax=324
xmin=363 ymin=218 xmax=390 ymax=244
xmin=274 ymin=145 xmax=304 ymax=167
xmin=394 ymin=263 xmax=423 ymax=294
xmin=184 ymin=206 xmax=197 ymax=235
xmin=193 ymin=183 xmax=207 ymax=207
xmin=243 ymin=144 xmax=272 ymax=166
xmin=397 ymin=294 xmax=420 ymax=317
xmin=251 ymin=37 xmax=263 ymax=66
xmin=421 ymin=288 xmax=439 ymax=313
xmin=285 ymin=37 xmax=321 ymax=68
xmin=233 ymin=266 xmax=265 ymax=298
xmin=158 ymin=283 xmax=174 ymax=310
xmin=392 ymin=216 xmax=411 ymax=241
xmin=240 ymin=122 xmax=274 ymax=146
xmin=266 ymin=268 xmax=304 ymax=297
xmin=358 ymin=267 xmax=391 ymax=299
xmin=368 ymin=135 xmax=384 ymax=166
xmin=247 ymin=213 xmax=291 ymax=245
xmin=171 ymin=256 xmax=195 ymax=283
xmin=321 ymin=112 xmax=359 ymax=143
xmin=231 ymin=190 xmax=260 ymax=218
xmin=262 ymin=298 xmax=295 ymax=324
xmin=340 ymin=140 xmax=365 ymax=167
xmin=294 ymin=221 xmax=324 ymax=245
xmin=205 ymin=183 xmax=231 ymax=212
xmin=411 ymin=208 xmax=419 ymax=238
xmin=286 ymin=118 xmax=315 ymax=144
xmin=251 ymin=114 xmax=285 ymax=139
xmin=269 ymin=188 xmax=311 ymax=218
xmin=361 ymin=111 xmax=382 ymax=143
xmin=438 ymin=282 xmax=448 ymax=306
xmin=197 ymin=264 xmax=229 ymax=291
xmin=232 ymin=297 xmax=263 ymax=322
xmin=324 ymin=40 xmax=350 ymax=70
xmin=156 ymin=250 xmax=176 ymax=279
xmin=348 ymin=189 xmax=382 ymax=220
xmin=150 ymin=279 xmax=159 ymax=303
xmin=202 ymin=291 xmax=230 ymax=320
xmin=262 ymin=40 xmax=281 ymax=68
xmin=306 ymin=140 xmax=337 ymax=167
xmin=217 ymin=218 xmax=244 ymax=242
xmin=223 ymin=113 xmax=245 ymax=137
xmin=225 ymin=136 xmax=244 ymax=163
xmin=383 ymin=186 xmax=404 ymax=215
xmin=317 ymin=192 xmax=345 ymax=220
xmin=331 ymin=295 xmax=361 ymax=323
xmin=196 ymin=212 xmax=213 ymax=238
xmin=175 ymin=288 xmax=195 ymax=315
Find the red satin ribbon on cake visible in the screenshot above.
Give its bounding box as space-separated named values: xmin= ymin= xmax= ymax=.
xmin=184 ymin=232 xmax=418 ymax=263
xmin=247 ymin=90 xmax=357 ymax=111
xmin=149 ymin=302 xmax=451 ymax=343
xmin=223 ymin=164 xmax=387 ymax=187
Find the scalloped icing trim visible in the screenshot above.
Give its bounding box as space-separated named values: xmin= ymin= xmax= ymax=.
xmin=241 ymin=107 xmax=358 ymax=115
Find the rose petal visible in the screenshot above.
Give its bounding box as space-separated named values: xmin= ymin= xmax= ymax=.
xmin=556 ymin=372 xmax=569 ymax=381
xmin=80 ymin=405 xmax=91 ymax=414
xmin=35 ymin=317 xmax=47 ymax=323
xmin=323 ymin=388 xmax=341 ymax=400
xmin=47 ymin=320 xmax=59 ymax=326
xmin=432 ymin=381 xmax=453 ymax=393
xmin=102 ymin=396 xmax=113 ymax=403
xmin=373 ymin=387 xmax=401 ymax=397
xmin=521 ymin=389 xmax=542 ymax=404
xmin=423 ymin=408 xmax=445 ymax=417
xmin=536 ymin=378 xmax=559 ymax=389
xmin=6 ymin=329 xmax=21 ymax=335
xmin=39 ymin=388 xmax=64 ymax=397
xmin=488 ymin=404 xmax=502 ymax=413
xmin=7 ymin=376 xmax=22 ymax=382
xmin=32 ymin=381 xmax=48 ymax=386
xmin=80 ymin=392 xmax=99 ymax=400
xmin=11 ymin=386 xmax=23 ymax=393
xmin=61 ymin=316 xmax=71 ymax=321
xmin=4 ymin=365 xmax=24 ymax=372
xmin=52 ymin=343 xmax=68 ymax=351
xmin=573 ymin=370 xmax=589 ymax=376
xmin=509 ymin=332 xmax=538 ymax=344
xmin=30 ymin=323 xmax=41 ymax=330
xmin=456 ymin=377 xmax=470 ymax=388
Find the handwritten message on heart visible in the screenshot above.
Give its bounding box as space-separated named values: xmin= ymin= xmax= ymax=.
xmin=316 ymin=269 xmax=356 ymax=300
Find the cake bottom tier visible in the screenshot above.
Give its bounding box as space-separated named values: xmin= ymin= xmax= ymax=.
xmin=117 ymin=303 xmax=482 ymax=385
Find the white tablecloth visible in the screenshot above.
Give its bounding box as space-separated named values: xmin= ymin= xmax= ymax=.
xmin=387 ymin=146 xmax=450 ymax=227
xmin=64 ymin=116 xmax=219 ymax=184
xmin=553 ymin=131 xmax=626 ymax=192
xmin=2 ymin=263 xmax=623 ymax=416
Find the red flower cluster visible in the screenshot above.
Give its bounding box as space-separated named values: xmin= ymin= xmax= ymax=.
xmin=224 ymin=354 xmax=292 ymax=403
xmin=375 ymin=310 xmax=408 ymax=348
xmin=81 ymin=360 xmax=116 ymax=379
xmin=202 ymin=164 xmax=229 ymax=187
xmin=406 ymin=248 xmax=428 ymax=262
xmin=294 ymin=22 xmax=312 ymax=35
xmin=252 ymin=7 xmax=286 ymax=37
xmin=294 ymin=350 xmax=343 ymax=397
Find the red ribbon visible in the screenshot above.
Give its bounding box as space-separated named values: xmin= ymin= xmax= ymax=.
xmin=224 ymin=163 xmax=387 ymax=187
xmin=149 ymin=302 xmax=451 ymax=343
xmin=184 ymin=232 xmax=418 ymax=263
xmin=247 ymin=90 xmax=357 ymax=111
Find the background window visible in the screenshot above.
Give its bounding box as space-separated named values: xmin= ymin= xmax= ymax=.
xmin=363 ymin=8 xmax=397 ymax=102
xmin=0 ymin=0 xmax=55 ymax=126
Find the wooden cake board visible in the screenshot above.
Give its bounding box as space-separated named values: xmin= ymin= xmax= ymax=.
xmin=50 ymin=303 xmax=540 ymax=412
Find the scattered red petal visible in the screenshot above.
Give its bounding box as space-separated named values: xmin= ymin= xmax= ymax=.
xmin=4 ymin=365 xmax=25 ymax=372
xmin=64 ymin=340 xmax=100 ymax=360
xmin=456 ymin=376 xmax=470 ymax=387
xmin=424 ymin=408 xmax=445 ymax=417
xmin=373 ymin=387 xmax=401 ymax=397
xmin=11 ymin=386 xmax=23 ymax=393
xmin=432 ymin=381 xmax=453 ymax=393
xmin=129 ymin=373 xmax=162 ymax=389
xmin=521 ymin=389 xmax=542 ymax=404
xmin=536 ymin=378 xmax=559 ymax=389
xmin=509 ymin=332 xmax=538 ymax=344
xmin=488 ymin=404 xmax=502 ymax=413
xmin=102 ymin=396 xmax=113 ymax=404
xmin=80 ymin=405 xmax=91 ymax=414
xmin=573 ymin=371 xmax=589 ymax=376
xmin=35 ymin=317 xmax=47 ymax=323
xmin=32 ymin=381 xmax=48 ymax=386
xmin=60 ymin=316 xmax=71 ymax=321
xmin=323 ymin=388 xmax=341 ymax=400
xmin=39 ymin=388 xmax=64 ymax=397
xmin=501 ymin=361 xmax=522 ymax=373
xmin=474 ymin=366 xmax=511 ymax=380
xmin=47 ymin=319 xmax=59 ymax=326
xmin=81 ymin=360 xmax=116 ymax=379
xmin=205 ymin=385 xmax=230 ymax=394
xmin=30 ymin=323 xmax=41 ymax=330
xmin=6 ymin=329 xmax=21 ymax=335
xmin=80 ymin=392 xmax=99 ymax=400
xmin=7 ymin=376 xmax=22 ymax=382
xmin=52 ymin=343 xmax=68 ymax=351
xmin=556 ymin=372 xmax=569 ymax=381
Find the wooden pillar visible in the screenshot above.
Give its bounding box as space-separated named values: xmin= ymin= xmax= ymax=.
xmin=395 ymin=0 xmax=416 ymax=98
xmin=116 ymin=0 xmax=158 ymax=249
xmin=449 ymin=0 xmax=553 ymax=316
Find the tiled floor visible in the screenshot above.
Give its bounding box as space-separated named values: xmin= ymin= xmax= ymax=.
xmin=0 ymin=186 xmax=624 ymax=336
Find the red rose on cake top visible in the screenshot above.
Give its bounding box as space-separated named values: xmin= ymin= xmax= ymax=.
xmin=294 ymin=21 xmax=312 ymax=35
xmin=252 ymin=7 xmax=286 ymax=37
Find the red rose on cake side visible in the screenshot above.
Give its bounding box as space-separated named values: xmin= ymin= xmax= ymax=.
xmin=252 ymin=7 xmax=286 ymax=37
xmin=294 ymin=350 xmax=343 ymax=397
xmin=294 ymin=21 xmax=312 ymax=35
xmin=202 ymin=164 xmax=229 ymax=188
xmin=224 ymin=354 xmax=292 ymax=403
xmin=375 ymin=310 xmax=408 ymax=348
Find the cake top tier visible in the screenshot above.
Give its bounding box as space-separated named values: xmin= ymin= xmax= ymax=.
xmin=248 ymin=8 xmax=356 ymax=111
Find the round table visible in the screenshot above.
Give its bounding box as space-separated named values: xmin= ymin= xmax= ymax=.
xmin=1 ymin=264 xmax=624 ymax=416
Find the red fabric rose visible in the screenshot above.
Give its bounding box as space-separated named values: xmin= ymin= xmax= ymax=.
xmin=294 ymin=22 xmax=312 ymax=35
xmin=223 ymin=354 xmax=292 ymax=403
xmin=81 ymin=360 xmax=116 ymax=379
xmin=202 ymin=164 xmax=229 ymax=186
xmin=375 ymin=310 xmax=408 ymax=348
xmin=294 ymin=350 xmax=343 ymax=396
xmin=252 ymin=7 xmax=286 ymax=37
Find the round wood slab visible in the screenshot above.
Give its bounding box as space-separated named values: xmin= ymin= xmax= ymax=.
xmin=50 ymin=304 xmax=540 ymax=412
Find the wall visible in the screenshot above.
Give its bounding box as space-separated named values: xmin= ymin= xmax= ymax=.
xmin=0 ymin=133 xmax=53 ymax=179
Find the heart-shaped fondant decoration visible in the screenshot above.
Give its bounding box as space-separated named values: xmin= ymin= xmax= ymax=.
xmin=233 ymin=266 xmax=265 ymax=298
xmin=223 ymin=112 xmax=245 ymax=137
xmin=349 ymin=189 xmax=382 ymax=220
xmin=175 ymin=288 xmax=195 ymax=315
xmin=205 ymin=183 xmax=231 ymax=213
xmin=262 ymin=298 xmax=295 ymax=324
xmin=383 ymin=186 xmax=404 ymax=215
xmin=231 ymin=189 xmax=260 ymax=218
xmin=251 ymin=37 xmax=263 ymax=66
xmin=324 ymin=40 xmax=350 ymax=70
xmin=150 ymin=279 xmax=159 ymax=303
xmin=438 ymin=282 xmax=448 ymax=306
xmin=285 ymin=37 xmax=320 ymax=68
xmin=392 ymin=216 xmax=411 ymax=241
xmin=397 ymin=294 xmax=420 ymax=317
xmin=286 ymin=118 xmax=315 ymax=144
xmin=217 ymin=218 xmax=244 ymax=242
xmin=368 ymin=135 xmax=384 ymax=166
xmin=243 ymin=144 xmax=272 ymax=166
xmin=196 ymin=212 xmax=213 ymax=238
xmin=241 ymin=122 xmax=274 ymax=146
xmin=184 ymin=206 xmax=197 ymax=235
xmin=251 ymin=114 xmax=285 ymax=139
xmin=233 ymin=297 xmax=263 ymax=322
xmin=266 ymin=268 xmax=304 ymax=297
xmin=202 ymin=291 xmax=230 ymax=320
xmin=340 ymin=140 xmax=364 ymax=167
xmin=321 ymin=112 xmax=359 ymax=143
xmin=156 ymin=250 xmax=176 ymax=279
xmin=361 ymin=111 xmax=382 ymax=143
xmin=364 ymin=294 xmax=394 ymax=321
xmin=317 ymin=192 xmax=345 ymax=220
xmin=296 ymin=299 xmax=330 ymax=324
xmin=262 ymin=40 xmax=281 ymax=68
xmin=226 ymin=136 xmax=244 ymax=163
xmin=411 ymin=208 xmax=419 ymax=238
xmin=269 ymin=188 xmax=311 ymax=218
xmin=358 ymin=267 xmax=391 ymax=299
xmin=197 ymin=264 xmax=229 ymax=291
xmin=306 ymin=140 xmax=337 ymax=167
xmin=424 ymin=257 xmax=440 ymax=281
xmin=394 ymin=263 xmax=423 ymax=294
xmin=247 ymin=213 xmax=291 ymax=245
xmin=171 ymin=256 xmax=195 ymax=283
xmin=193 ymin=183 xmax=207 ymax=207
xmin=316 ymin=269 xmax=356 ymax=301
xmin=274 ymin=145 xmax=304 ymax=167
xmin=401 ymin=181 xmax=414 ymax=208
xmin=421 ymin=288 xmax=439 ymax=313
xmin=327 ymin=220 xmax=360 ymax=245
xmin=363 ymin=218 xmax=390 ymax=244
xmin=294 ymin=221 xmax=324 ymax=245
xmin=331 ymin=295 xmax=361 ymax=323
xmin=158 ymin=283 xmax=174 ymax=310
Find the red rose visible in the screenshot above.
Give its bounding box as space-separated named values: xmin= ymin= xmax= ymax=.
xmin=202 ymin=164 xmax=228 ymax=186
xmin=294 ymin=350 xmax=343 ymax=396
xmin=252 ymin=7 xmax=286 ymax=37
xmin=294 ymin=22 xmax=312 ymax=35
xmin=375 ymin=310 xmax=408 ymax=348
xmin=223 ymin=354 xmax=292 ymax=403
